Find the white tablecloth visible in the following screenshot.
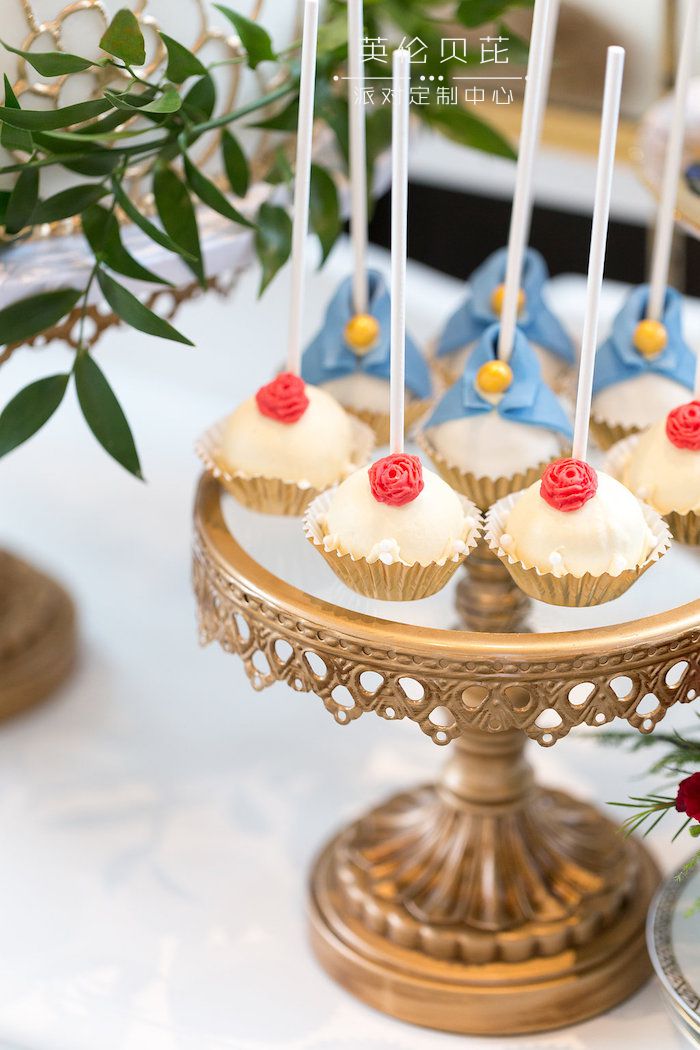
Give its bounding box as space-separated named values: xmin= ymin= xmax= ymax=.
xmin=0 ymin=239 xmax=696 ymax=1050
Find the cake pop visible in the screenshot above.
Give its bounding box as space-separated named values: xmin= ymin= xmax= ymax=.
xmin=591 ymin=0 xmax=699 ymax=448
xmin=301 ymin=268 xmax=433 ymax=441
xmin=487 ymin=47 xmax=670 ymax=606
xmin=435 ymin=247 xmax=574 ymax=389
xmin=305 ymin=49 xmax=480 ymax=601
xmin=433 ymin=0 xmax=574 ymax=391
xmin=197 ymin=0 xmax=373 ymax=515
xmin=422 ymin=322 xmax=571 ymax=508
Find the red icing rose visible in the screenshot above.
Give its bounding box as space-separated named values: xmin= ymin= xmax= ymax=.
xmin=666 ymin=400 xmax=700 ymax=451
xmin=255 ymin=372 xmax=309 ymax=424
xmin=676 ymin=772 xmax=700 ymax=822
xmin=369 ymin=453 xmax=424 ymax=507
xmin=540 ymin=458 xmax=598 ymax=512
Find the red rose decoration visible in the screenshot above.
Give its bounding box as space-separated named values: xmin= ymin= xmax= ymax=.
xmin=676 ymin=772 xmax=700 ymax=822
xmin=666 ymin=400 xmax=700 ymax=451
xmin=369 ymin=453 xmax=424 ymax=507
xmin=540 ymin=458 xmax=598 ymax=512
xmin=255 ymin=372 xmax=309 ymax=424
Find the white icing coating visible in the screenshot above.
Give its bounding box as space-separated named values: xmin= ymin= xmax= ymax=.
xmin=321 ymin=464 xmax=469 ymax=566
xmin=321 ymin=373 xmax=390 ymax=413
xmin=623 ymin=418 xmax=700 ymax=515
xmin=592 ymin=373 xmax=690 ymax=429
xmin=503 ymin=470 xmax=653 ymax=578
xmin=427 ymin=412 xmax=563 ymax=479
xmin=442 ymin=340 xmax=565 ymax=388
xmin=222 ymin=384 xmax=355 ymax=488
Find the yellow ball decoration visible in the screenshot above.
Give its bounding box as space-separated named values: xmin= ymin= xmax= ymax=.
xmin=491 ymin=283 xmax=526 ymax=316
xmin=344 ymin=313 xmax=380 ymax=355
xmin=633 ymin=319 xmax=668 ymax=357
xmin=476 ymin=359 xmax=513 ymax=396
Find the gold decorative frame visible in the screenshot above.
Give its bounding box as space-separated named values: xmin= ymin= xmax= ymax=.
xmin=192 ymin=472 xmax=696 ymax=1034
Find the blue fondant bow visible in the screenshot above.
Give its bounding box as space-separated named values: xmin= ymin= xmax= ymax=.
xmin=436 ymin=247 xmax=575 ymax=363
xmin=301 ymin=269 xmax=432 ymax=399
xmin=426 ymin=323 xmax=573 ymax=439
xmin=592 ymin=284 xmax=695 ymax=394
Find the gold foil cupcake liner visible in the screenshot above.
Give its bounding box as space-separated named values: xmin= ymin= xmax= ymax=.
xmin=484 ymin=490 xmax=672 ymax=607
xmin=303 ymin=488 xmax=482 ymax=601
xmin=605 ymin=434 xmax=700 ymax=546
xmin=417 ymin=431 xmax=565 ymax=512
xmin=195 ymin=416 xmax=375 ymax=517
xmin=347 ymin=396 xmax=433 ymax=446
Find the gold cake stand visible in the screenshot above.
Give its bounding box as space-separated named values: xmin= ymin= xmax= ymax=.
xmin=192 ymin=472 xmax=700 ymax=1036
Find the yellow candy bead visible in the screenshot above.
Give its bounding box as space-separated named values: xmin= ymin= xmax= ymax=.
xmin=344 ymin=313 xmax=380 ymax=355
xmin=633 ymin=319 xmax=668 ymax=357
xmin=491 ymin=283 xmax=526 ymax=316
xmin=476 ymin=359 xmax=513 ymax=395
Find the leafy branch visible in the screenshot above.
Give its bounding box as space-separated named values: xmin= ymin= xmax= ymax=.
xmin=0 ymin=2 xmax=523 ymax=476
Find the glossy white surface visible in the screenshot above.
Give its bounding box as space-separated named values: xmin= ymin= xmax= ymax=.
xmin=0 ymin=239 xmax=696 ymax=1049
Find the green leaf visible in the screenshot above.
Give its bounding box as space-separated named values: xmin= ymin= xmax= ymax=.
xmin=183 ymin=153 xmax=253 ymax=227
xmin=1 ymin=76 xmax=32 ymax=152
xmin=221 ymin=129 xmax=249 ymax=197
xmin=112 ymin=178 xmax=196 ymax=261
xmin=422 ymin=105 xmax=516 ymax=160
xmin=4 ymin=165 xmax=38 ymax=234
xmin=0 ymin=287 xmax=81 ymax=345
xmin=96 ymin=266 xmax=193 ymax=344
xmin=319 ymin=93 xmax=349 ymax=167
xmin=1 ymin=39 xmax=94 ymax=76
xmin=250 ymin=96 xmax=299 ymax=132
xmin=159 ymin=32 xmax=206 ymax=82
xmin=309 ymin=164 xmax=341 ymax=263
xmin=264 ymin=147 xmax=292 ymax=186
xmin=33 ymin=183 xmax=108 ymax=224
xmin=0 ymin=373 xmax=69 ymax=457
xmin=254 ymin=202 xmax=291 ymax=295
xmin=456 ymin=0 xmax=532 ymax=27
xmin=61 ymin=151 xmax=122 ymax=177
xmin=0 ymin=97 xmax=111 ymax=130
xmin=99 ymin=8 xmax=146 ymax=66
xmin=182 ymin=74 xmax=216 ymax=122
xmin=104 ymin=88 xmax=182 ymax=114
xmin=74 ymin=353 xmax=142 ymax=478
xmin=82 ymin=204 xmax=171 ymax=286
xmin=0 ymin=190 xmax=10 ymax=226
xmin=214 ymin=5 xmax=275 ymax=69
xmin=153 ymin=165 xmax=204 ymax=285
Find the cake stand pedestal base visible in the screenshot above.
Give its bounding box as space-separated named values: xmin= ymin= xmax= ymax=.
xmin=0 ymin=551 xmax=77 ymax=720
xmin=309 ymin=727 xmax=659 ymax=1036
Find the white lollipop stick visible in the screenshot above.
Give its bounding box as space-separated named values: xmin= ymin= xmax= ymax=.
xmin=498 ymin=0 xmax=553 ymax=362
xmin=524 ymin=0 xmax=560 ymax=244
xmin=390 ymin=49 xmax=410 ymax=455
xmin=695 ymin=350 xmax=700 ymax=400
xmin=287 ymin=0 xmax=319 ymax=376
xmin=348 ymin=0 xmax=368 ymax=314
xmin=572 ymin=46 xmax=625 ymax=463
xmin=647 ymin=0 xmax=700 ymax=323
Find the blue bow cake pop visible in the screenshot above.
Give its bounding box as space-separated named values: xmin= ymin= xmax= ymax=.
xmin=302 ymin=269 xmax=433 ymax=443
xmin=590 ymin=284 xmax=696 ymax=448
xmin=434 ymin=247 xmax=575 ymax=390
xmin=421 ymin=322 xmax=572 ymax=508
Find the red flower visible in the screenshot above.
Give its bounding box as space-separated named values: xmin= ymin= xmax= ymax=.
xmin=369 ymin=453 xmax=424 ymax=507
xmin=666 ymin=400 xmax=700 ymax=451
xmin=255 ymin=372 xmax=309 ymax=424
xmin=540 ymin=457 xmax=598 ymax=512
xmin=676 ymin=772 xmax=700 ymax=821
